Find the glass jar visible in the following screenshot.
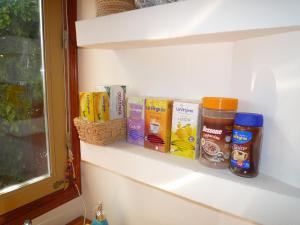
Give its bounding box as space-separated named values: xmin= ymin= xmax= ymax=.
xmin=199 ymin=97 xmax=238 ymax=169
xmin=230 ymin=113 xmax=263 ymax=177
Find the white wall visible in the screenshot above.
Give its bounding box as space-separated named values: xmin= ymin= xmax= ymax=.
xmin=231 ymin=31 xmax=300 ymax=187
xmin=81 ymin=162 xmax=255 ymax=225
xmin=32 ymin=198 xmax=83 ymax=225
xmin=78 ymin=43 xmax=234 ymax=98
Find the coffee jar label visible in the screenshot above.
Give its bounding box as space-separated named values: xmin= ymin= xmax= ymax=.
xmin=200 ymin=117 xmax=234 ymax=164
xmin=230 ymin=130 xmax=252 ymax=169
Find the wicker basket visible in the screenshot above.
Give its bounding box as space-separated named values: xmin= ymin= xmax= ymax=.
xmin=74 ymin=117 xmax=126 ymax=146
xmin=96 ymin=0 xmax=136 ymax=16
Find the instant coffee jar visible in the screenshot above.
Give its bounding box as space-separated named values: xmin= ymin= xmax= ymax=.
xmin=199 ymin=97 xmax=238 ymax=169
xmin=230 ymin=113 xmax=263 ymax=177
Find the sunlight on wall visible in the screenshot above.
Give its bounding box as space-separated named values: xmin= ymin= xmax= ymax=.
xmin=158 ymin=172 xmax=203 ymax=191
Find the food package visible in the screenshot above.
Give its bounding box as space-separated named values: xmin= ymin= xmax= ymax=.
xmin=145 ymin=98 xmax=173 ymax=152
xmin=170 ymin=100 xmax=201 ymax=159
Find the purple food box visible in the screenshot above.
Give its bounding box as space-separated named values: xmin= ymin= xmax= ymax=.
xmin=127 ymin=97 xmax=145 ymax=146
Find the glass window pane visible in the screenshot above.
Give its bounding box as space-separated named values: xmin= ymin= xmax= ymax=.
xmin=0 ymin=0 xmax=49 ymax=193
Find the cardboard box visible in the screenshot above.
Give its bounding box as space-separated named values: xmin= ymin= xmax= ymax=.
xmin=95 ymin=85 xmax=126 ymax=120
xmin=79 ymin=92 xmax=95 ymax=122
xmin=170 ymin=101 xmax=201 ymax=159
xmin=94 ymin=92 xmax=110 ymax=122
xmin=145 ymin=98 xmax=173 ymax=152
xmin=127 ymin=97 xmax=146 ymax=146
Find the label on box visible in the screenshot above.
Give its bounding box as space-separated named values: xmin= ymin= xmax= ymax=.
xmin=230 ymin=129 xmax=253 ymax=169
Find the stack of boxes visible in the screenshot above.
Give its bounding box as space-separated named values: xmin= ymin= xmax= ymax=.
xmin=127 ymin=97 xmax=201 ymax=159
xmin=79 ymin=85 xmax=126 ymax=122
xmin=79 ymin=86 xmax=202 ymax=160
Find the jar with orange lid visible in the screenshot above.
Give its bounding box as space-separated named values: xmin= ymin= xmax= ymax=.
xmin=199 ymin=97 xmax=238 ymax=169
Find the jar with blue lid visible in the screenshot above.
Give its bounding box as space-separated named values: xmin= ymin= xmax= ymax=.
xmin=230 ymin=113 xmax=263 ymax=177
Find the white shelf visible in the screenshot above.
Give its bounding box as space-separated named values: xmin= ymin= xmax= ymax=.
xmin=76 ymin=0 xmax=300 ymax=49
xmin=81 ymin=141 xmax=300 ymax=225
xmin=77 ymin=1 xmax=300 ymax=223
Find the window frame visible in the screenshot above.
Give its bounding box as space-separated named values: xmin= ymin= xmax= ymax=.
xmin=1 ymin=0 xmax=67 ymax=213
xmin=0 ymin=0 xmax=80 ymax=224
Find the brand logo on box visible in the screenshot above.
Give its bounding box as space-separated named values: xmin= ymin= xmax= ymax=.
xmin=232 ymin=130 xmax=252 ymax=144
xmin=146 ymin=106 xmax=166 ymax=113
xmin=175 ymin=106 xmax=194 ymax=115
xmin=203 ymin=126 xmax=222 ymax=135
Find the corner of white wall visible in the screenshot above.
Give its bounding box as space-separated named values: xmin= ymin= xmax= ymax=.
xmin=32 ymin=197 xmax=83 ymax=225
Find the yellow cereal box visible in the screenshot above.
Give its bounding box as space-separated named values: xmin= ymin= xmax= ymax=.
xmin=79 ymin=92 xmax=95 ymax=122
xmin=171 ymin=101 xmax=201 ymax=159
xmin=145 ymin=98 xmax=173 ymax=152
xmin=93 ymin=92 xmax=110 ymax=122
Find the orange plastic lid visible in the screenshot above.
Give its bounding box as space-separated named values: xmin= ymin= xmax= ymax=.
xmin=202 ymin=97 xmax=238 ymax=111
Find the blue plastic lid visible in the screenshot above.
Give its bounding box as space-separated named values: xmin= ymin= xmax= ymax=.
xmin=235 ymin=112 xmax=263 ymax=127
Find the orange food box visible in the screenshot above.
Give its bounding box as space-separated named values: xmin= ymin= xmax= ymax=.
xmin=145 ymin=98 xmax=173 ymax=152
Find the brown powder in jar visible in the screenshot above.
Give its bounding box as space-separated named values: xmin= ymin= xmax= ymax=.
xmin=199 ymin=97 xmax=238 ymax=169
xmin=230 ymin=113 xmax=263 ymax=177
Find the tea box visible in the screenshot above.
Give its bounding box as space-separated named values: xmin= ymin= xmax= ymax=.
xmin=95 ymin=85 xmax=126 ymax=120
xmin=94 ymin=92 xmax=110 ymax=122
xmin=80 ymin=92 xmax=110 ymax=122
xmin=145 ymin=98 xmax=173 ymax=152
xmin=79 ymin=92 xmax=95 ymax=122
xmin=127 ymin=97 xmax=146 ymax=146
xmin=170 ymin=101 xmax=201 ymax=159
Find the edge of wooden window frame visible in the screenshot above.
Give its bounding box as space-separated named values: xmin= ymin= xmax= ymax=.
xmin=0 ymin=0 xmax=80 ymax=224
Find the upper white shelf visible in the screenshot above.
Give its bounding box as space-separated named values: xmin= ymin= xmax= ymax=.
xmin=76 ymin=0 xmax=300 ymax=49
xmin=81 ymin=141 xmax=300 ymax=225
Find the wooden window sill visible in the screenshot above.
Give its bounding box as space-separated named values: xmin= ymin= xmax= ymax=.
xmin=66 ymin=216 xmax=91 ymax=225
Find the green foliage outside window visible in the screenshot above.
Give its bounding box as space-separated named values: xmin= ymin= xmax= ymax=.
xmin=0 ymin=0 xmax=47 ymax=190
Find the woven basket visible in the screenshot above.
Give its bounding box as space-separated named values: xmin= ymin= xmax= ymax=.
xmin=74 ymin=117 xmax=126 ymax=146
xmin=96 ymin=0 xmax=136 ymax=16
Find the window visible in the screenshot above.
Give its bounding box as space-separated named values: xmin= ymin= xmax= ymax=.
xmin=0 ymin=0 xmax=79 ymax=219
xmin=0 ymin=0 xmax=50 ymax=195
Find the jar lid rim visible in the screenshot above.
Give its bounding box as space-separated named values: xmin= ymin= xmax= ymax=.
xmin=202 ymin=97 xmax=238 ymax=111
xmin=235 ymin=112 xmax=264 ymax=127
